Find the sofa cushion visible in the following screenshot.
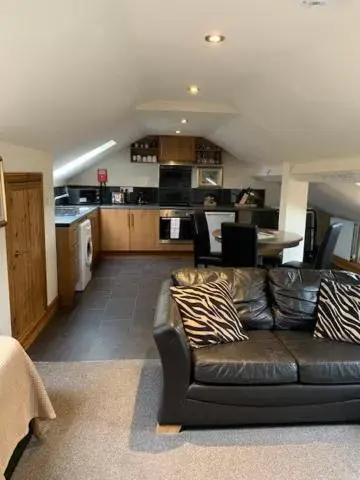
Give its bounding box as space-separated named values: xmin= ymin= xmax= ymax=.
xmin=275 ymin=331 xmax=360 ymax=384
xmin=172 ymin=268 xmax=274 ymax=330
xmin=314 ymin=279 xmax=360 ymax=344
xmin=170 ymin=280 xmax=248 ymax=349
xmin=193 ymin=331 xmax=298 ymax=385
xmin=268 ymin=269 xmax=360 ymax=330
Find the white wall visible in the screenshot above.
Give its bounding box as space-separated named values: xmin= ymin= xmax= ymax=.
xmin=68 ymin=148 xmax=281 ymax=207
xmin=0 ymin=141 xmax=57 ymax=335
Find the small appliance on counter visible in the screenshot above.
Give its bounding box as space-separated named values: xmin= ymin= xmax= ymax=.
xmin=136 ymin=192 xmax=144 ymax=205
xmin=112 ymin=190 xmax=125 ymax=204
xmin=203 ymin=194 xmax=218 ymax=208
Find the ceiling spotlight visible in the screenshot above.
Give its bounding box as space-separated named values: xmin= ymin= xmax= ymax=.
xmin=181 ymin=118 xmax=188 ymax=124
xmin=205 ymin=34 xmax=225 ymax=44
xmin=175 ymin=130 xmax=181 ymax=134
xmin=187 ymin=85 xmax=200 ymax=95
xmin=301 ymin=0 xmax=327 ymax=6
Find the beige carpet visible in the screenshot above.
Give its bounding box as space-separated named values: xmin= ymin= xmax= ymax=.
xmin=11 ymin=361 xmax=360 ymax=480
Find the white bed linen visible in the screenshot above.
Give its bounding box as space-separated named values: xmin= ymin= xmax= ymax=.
xmin=0 ymin=336 xmax=55 ymax=478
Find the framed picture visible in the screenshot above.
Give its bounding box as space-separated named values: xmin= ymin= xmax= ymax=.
xmin=197 ymin=166 xmax=223 ymax=188
xmin=0 ymin=157 xmax=7 ymax=227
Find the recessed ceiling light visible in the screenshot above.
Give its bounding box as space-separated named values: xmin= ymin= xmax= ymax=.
xmin=181 ymin=118 xmax=188 ymax=124
xmin=187 ymin=85 xmax=200 ymax=95
xmin=205 ymin=34 xmax=225 ymax=44
xmin=301 ymin=0 xmax=327 ymax=6
xmin=175 ymin=130 xmax=181 ymax=134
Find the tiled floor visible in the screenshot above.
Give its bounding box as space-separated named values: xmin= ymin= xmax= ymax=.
xmin=28 ymin=256 xmax=192 ymax=362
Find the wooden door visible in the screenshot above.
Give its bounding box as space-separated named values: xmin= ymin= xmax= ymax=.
xmin=129 ymin=210 xmax=159 ymax=251
xmin=100 ymin=209 xmax=130 ymax=251
xmin=5 ymin=173 xmax=47 ymax=342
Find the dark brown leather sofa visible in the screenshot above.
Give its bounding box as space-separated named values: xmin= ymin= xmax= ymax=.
xmin=153 ymin=268 xmax=360 ymax=430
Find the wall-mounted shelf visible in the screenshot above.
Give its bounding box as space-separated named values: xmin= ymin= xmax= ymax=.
xmin=130 ymin=136 xmax=159 ymax=163
xmin=195 ymin=138 xmax=222 ymax=165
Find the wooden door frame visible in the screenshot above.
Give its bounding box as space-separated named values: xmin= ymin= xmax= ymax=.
xmin=4 ymin=172 xmax=48 ymax=336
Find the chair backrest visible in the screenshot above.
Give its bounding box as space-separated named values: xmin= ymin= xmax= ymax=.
xmin=221 ymin=223 xmax=258 ymax=267
xmin=191 ymin=211 xmax=211 ymax=258
xmin=314 ymin=222 xmax=342 ymax=269
xmin=252 ymin=210 xmax=279 ymax=230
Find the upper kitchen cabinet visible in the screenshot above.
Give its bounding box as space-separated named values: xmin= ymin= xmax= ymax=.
xmin=158 ymin=136 xmax=195 ymax=164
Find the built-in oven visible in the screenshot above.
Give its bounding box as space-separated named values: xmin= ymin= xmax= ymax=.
xmin=159 ymin=209 xmax=193 ymax=243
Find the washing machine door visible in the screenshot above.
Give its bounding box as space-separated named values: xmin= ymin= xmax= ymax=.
xmin=86 ymin=236 xmax=93 ymax=267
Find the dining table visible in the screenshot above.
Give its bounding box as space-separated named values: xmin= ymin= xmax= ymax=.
xmin=212 ymin=228 xmax=303 ymax=257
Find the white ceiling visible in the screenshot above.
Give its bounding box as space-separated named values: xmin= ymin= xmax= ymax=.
xmin=1 ymin=0 xmax=360 ymax=178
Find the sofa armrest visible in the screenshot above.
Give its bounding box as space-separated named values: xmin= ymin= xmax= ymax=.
xmin=153 ymin=280 xmax=192 ymax=423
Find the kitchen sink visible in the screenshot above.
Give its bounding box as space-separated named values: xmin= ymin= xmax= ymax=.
xmin=55 ymin=206 xmax=92 ymax=216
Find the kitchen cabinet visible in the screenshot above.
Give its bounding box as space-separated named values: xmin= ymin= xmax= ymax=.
xmin=100 ymin=208 xmax=194 ymax=253
xmin=129 ymin=210 xmax=159 ymax=251
xmin=100 ymin=209 xmax=130 ymax=251
xmin=159 ymin=136 xmax=195 ymax=164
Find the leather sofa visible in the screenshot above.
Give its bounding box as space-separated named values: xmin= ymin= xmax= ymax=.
xmin=153 ymin=267 xmax=360 ymax=430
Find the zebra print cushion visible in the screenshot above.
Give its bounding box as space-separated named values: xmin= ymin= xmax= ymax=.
xmin=314 ymin=279 xmax=360 ymax=344
xmin=170 ymin=280 xmax=249 ymax=349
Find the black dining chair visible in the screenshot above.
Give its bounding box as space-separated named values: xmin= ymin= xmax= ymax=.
xmin=221 ymin=223 xmax=258 ymax=268
xmin=191 ymin=211 xmax=222 ymax=268
xmin=282 ymin=222 xmax=342 ymax=269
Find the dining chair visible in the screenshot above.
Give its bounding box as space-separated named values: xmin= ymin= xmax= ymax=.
xmin=251 ymin=210 xmax=281 ymax=267
xmin=221 ymin=223 xmax=258 ymax=268
xmin=282 ymin=222 xmax=342 ymax=269
xmin=191 ymin=212 xmax=222 ymax=268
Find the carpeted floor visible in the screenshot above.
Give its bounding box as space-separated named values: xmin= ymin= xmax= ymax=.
xmin=12 ymin=361 xmax=360 ymax=480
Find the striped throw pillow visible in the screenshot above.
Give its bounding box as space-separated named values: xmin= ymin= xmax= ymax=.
xmin=170 ymin=280 xmax=248 ymax=349
xmin=314 ymin=279 xmax=360 ymax=344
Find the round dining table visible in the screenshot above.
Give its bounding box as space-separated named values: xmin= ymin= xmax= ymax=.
xmin=212 ymin=228 xmax=303 ymax=257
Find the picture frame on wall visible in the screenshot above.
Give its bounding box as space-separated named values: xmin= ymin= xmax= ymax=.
xmin=197 ymin=166 xmax=223 ymax=188
xmin=0 ymin=156 xmax=7 ymax=227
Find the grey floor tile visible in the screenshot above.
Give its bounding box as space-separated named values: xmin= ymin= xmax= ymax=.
xmin=28 ymin=255 xmax=190 ymax=362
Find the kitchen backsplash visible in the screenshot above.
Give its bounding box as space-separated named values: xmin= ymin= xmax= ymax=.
xmin=56 ymin=185 xmax=265 ymax=207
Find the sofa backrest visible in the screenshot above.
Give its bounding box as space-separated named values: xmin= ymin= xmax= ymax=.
xmin=268 ymin=268 xmax=360 ymax=331
xmin=171 ymin=268 xmax=274 ymax=330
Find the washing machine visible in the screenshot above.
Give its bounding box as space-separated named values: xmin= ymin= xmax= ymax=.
xmin=76 ymin=219 xmax=93 ymax=291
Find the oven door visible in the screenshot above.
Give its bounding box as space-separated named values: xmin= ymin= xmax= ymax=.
xmin=159 ymin=211 xmax=193 ymax=243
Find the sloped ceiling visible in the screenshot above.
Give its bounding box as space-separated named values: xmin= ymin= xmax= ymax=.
xmin=1 ymin=0 xmax=360 ymax=182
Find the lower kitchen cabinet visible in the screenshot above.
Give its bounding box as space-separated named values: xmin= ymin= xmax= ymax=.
xmin=100 ymin=209 xmax=130 ymax=251
xmin=100 ymin=208 xmax=193 ymax=252
xmin=129 ymin=210 xmax=158 ymax=251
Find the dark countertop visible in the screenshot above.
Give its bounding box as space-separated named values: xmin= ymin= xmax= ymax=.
xmin=55 ymin=204 xmax=275 ymax=226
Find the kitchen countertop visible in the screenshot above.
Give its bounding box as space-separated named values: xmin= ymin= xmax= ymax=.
xmin=55 ymin=206 xmax=99 ymax=226
xmin=55 ymin=204 xmax=275 ymax=225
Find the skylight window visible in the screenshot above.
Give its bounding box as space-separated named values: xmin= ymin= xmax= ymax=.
xmin=53 ymin=140 xmax=117 ymax=180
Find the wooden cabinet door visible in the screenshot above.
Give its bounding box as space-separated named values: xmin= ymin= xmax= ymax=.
xmin=159 ymin=136 xmax=177 ymax=163
xmin=129 ymin=210 xmax=159 ymax=251
xmin=177 ymin=136 xmax=195 ymax=163
xmin=159 ymin=136 xmax=195 ymax=163
xmin=5 ymin=173 xmax=47 ymax=342
xmin=100 ymin=209 xmax=130 ymax=251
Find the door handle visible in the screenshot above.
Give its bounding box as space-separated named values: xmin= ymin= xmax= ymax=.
xmin=15 ymin=250 xmax=27 ymax=257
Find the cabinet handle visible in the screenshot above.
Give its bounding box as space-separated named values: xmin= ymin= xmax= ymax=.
xmin=131 ymin=213 xmax=134 ymax=228
xmin=128 ymin=213 xmax=130 ymax=229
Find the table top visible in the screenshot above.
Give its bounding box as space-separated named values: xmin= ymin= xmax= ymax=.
xmin=212 ymin=228 xmax=303 ymax=250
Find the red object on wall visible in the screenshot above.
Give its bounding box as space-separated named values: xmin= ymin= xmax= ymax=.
xmin=97 ymin=169 xmax=108 ymax=183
